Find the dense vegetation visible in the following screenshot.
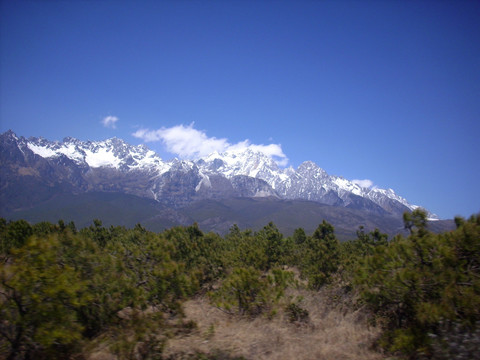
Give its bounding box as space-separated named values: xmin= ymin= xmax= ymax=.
xmin=0 ymin=209 xmax=479 ymax=359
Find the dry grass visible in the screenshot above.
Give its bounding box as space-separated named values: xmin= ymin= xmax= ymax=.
xmin=163 ymin=287 xmax=385 ymax=360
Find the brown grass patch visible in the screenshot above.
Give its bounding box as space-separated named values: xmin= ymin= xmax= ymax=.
xmin=163 ymin=287 xmax=385 ymax=360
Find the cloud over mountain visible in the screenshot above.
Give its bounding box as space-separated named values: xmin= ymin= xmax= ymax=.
xmin=101 ymin=116 xmax=119 ymax=129
xmin=352 ymin=179 xmax=374 ymax=189
xmin=132 ymin=123 xmax=288 ymax=166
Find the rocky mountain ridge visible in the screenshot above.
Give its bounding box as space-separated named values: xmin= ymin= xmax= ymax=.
xmin=0 ymin=130 xmax=436 ymax=220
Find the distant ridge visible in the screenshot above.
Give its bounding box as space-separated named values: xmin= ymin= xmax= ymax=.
xmin=1 ymin=130 xmax=448 ymax=237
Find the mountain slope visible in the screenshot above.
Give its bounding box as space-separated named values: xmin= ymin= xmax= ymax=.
xmin=4 ymin=192 xmax=454 ymax=239
xmin=182 ymin=197 xmax=454 ymax=239
xmin=1 ymin=130 xmax=441 ymax=233
xmin=2 ymin=191 xmax=190 ymax=230
xmin=195 ymin=151 xmax=426 ymax=218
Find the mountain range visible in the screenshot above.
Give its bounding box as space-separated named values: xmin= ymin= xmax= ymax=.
xmin=0 ymin=130 xmax=452 ymax=238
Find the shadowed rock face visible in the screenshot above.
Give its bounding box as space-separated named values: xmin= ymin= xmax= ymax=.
xmin=230 ymin=175 xmax=278 ymax=198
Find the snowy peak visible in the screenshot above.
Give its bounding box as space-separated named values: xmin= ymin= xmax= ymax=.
xmin=195 ymin=148 xmax=438 ymax=218
xmin=296 ymin=161 xmax=328 ymax=180
xmin=1 ymin=130 xmax=437 ymax=219
xmin=199 ymin=148 xmax=280 ymax=178
xmin=24 ymin=135 xmax=169 ymax=173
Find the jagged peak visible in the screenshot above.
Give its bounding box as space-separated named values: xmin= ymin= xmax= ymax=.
xmin=0 ymin=130 xmax=434 ymax=217
xmin=297 ymin=160 xmax=327 ymax=174
xmin=3 ymin=129 xmax=18 ymax=138
xmin=298 ymin=160 xmax=320 ymax=169
xmin=63 ymin=136 xmax=81 ymax=143
xmin=1 ymin=130 xmax=25 ymax=144
xmin=203 ymin=147 xmax=275 ymax=163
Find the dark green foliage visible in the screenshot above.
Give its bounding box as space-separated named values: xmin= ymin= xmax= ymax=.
xmin=0 ymin=219 xmax=194 ymax=359
xmin=355 ymin=226 xmax=388 ymax=254
xmin=165 ymin=223 xmax=227 ymax=287
xmin=82 ymin=218 xmax=111 ymax=247
xmin=1 ymin=219 xmax=33 ymax=254
xmin=0 ymin=235 xmax=87 ymax=359
xmin=256 ymin=222 xmax=284 ymax=270
xmin=0 ymin=212 xmax=477 ymax=359
xmin=211 ymin=267 xmax=266 ymax=316
xmin=210 ymin=267 xmax=293 ymax=317
xmin=300 ymin=220 xmax=340 ymax=289
xmin=224 ymin=225 xmax=268 ymax=270
xmin=285 ymin=301 xmax=309 ymax=323
xmin=77 ymin=223 xmax=192 ymax=338
xmin=292 ymin=227 xmax=307 ymax=245
xmin=338 ymin=227 xmax=389 ymax=279
xmin=31 ymin=221 xmax=58 ymax=236
xmin=355 ymin=212 xmax=480 ymax=357
xmin=403 ymin=208 xmax=428 ymax=236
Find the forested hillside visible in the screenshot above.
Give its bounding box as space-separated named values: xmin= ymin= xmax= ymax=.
xmin=1 ymin=210 xmax=479 ymax=359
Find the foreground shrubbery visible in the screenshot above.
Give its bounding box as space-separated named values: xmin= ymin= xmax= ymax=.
xmin=0 ymin=210 xmax=479 ymax=359
xmin=353 ymin=211 xmax=480 ymax=358
xmin=0 ymin=221 xmax=193 ymax=359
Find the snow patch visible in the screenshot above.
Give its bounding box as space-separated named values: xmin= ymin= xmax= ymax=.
xmin=27 ymin=143 xmax=57 ymax=158
xmin=84 ymin=148 xmax=121 ymax=168
xmin=195 ymin=174 xmax=212 ymax=192
xmin=58 ymin=144 xmax=84 ymax=163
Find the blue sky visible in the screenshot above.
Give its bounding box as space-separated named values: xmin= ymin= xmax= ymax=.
xmin=1 ymin=0 xmax=479 ymax=219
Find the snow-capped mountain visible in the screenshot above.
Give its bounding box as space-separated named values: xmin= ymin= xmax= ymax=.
xmin=194 ymin=148 xmax=436 ymax=218
xmin=25 ymin=134 xmax=170 ymax=173
xmin=0 ymin=130 xmax=437 ymax=219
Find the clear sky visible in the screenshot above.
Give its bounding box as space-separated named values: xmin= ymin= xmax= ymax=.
xmin=1 ymin=0 xmax=479 ymax=219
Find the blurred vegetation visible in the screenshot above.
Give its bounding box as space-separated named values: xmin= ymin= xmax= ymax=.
xmin=0 ymin=209 xmax=478 ymax=359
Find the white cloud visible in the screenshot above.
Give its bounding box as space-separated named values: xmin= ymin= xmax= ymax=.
xmin=132 ymin=123 xmax=228 ymax=158
xmin=132 ymin=123 xmax=289 ymax=166
xmin=352 ymin=179 xmax=374 ymax=188
xmin=102 ymin=116 xmax=119 ymax=129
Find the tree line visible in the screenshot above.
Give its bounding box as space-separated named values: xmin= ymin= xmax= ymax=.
xmin=0 ymin=209 xmax=479 ymax=359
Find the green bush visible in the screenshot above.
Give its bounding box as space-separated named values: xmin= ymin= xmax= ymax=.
xmin=299 ymin=220 xmax=340 ymax=289
xmin=1 ymin=214 xmax=478 ymax=359
xmin=355 ymin=212 xmax=480 ymax=357
xmin=210 ymin=267 xmax=293 ymax=317
xmin=0 ymin=235 xmax=87 ymax=359
xmin=285 ymin=301 xmax=309 ymax=323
